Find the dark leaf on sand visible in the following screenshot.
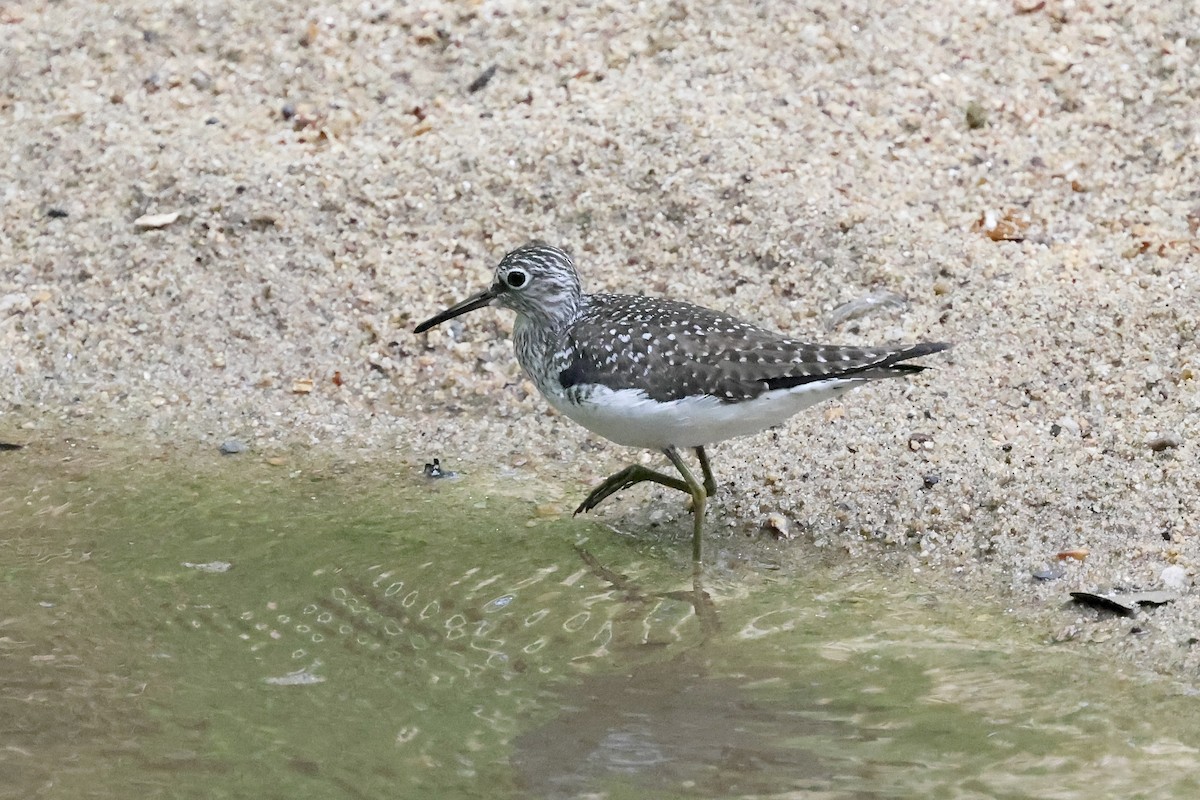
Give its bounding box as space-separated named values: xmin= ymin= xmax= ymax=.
xmin=1069 ymin=591 xmax=1179 ymax=617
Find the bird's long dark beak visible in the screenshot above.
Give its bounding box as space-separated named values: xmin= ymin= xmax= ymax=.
xmin=413 ymin=284 xmax=502 ymax=333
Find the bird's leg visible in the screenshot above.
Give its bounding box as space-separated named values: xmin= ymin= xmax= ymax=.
xmin=574 ymin=464 xmax=690 ymax=515
xmin=575 ymin=448 xmax=710 ymax=562
xmin=694 ymin=446 xmax=718 ymax=496
xmin=663 ymin=446 xmax=707 ymax=563
xmin=690 ymin=558 xmax=719 ymax=635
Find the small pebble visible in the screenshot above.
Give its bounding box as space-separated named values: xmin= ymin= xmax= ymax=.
xmin=965 ymin=100 xmax=988 ymax=129
xmin=763 ymin=512 xmax=792 ymax=540
xmin=220 ymin=439 xmax=248 ymax=455
xmin=1032 ymin=564 xmax=1065 ymax=581
xmin=908 ymin=433 xmax=933 ymax=452
xmin=1055 ymin=416 xmax=1081 ymax=438
xmin=183 ymin=561 xmax=233 ymax=573
xmin=467 ymin=64 xmax=498 ymax=93
xmin=1161 ymin=565 xmax=1190 ymax=592
xmin=822 ymin=406 xmax=844 ymax=423
xmin=133 ymin=210 xmax=181 ymax=229
xmin=1146 ymin=433 xmax=1182 ymax=452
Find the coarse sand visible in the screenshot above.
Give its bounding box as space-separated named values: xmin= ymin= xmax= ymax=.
xmin=2 ymin=1 xmax=1198 ymax=684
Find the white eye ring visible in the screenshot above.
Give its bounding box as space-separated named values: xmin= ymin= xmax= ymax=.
xmin=505 ymin=270 xmax=528 ymax=288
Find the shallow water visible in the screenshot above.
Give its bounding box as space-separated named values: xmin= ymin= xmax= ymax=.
xmin=1 ymin=444 xmax=1198 ymax=799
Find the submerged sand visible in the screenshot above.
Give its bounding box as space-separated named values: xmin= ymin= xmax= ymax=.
xmin=2 ymin=1 xmax=1198 ymax=683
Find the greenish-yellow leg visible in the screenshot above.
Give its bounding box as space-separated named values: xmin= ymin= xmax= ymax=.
xmin=695 ymin=445 xmax=718 ymax=496
xmin=574 ymin=465 xmax=690 ymax=515
xmin=574 ymin=446 xmax=714 ymax=562
xmin=663 ymin=446 xmax=707 ymax=563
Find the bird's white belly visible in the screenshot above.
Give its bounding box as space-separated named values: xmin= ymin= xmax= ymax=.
xmin=543 ymin=381 xmax=861 ymax=450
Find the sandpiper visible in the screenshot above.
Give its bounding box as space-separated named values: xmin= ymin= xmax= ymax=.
xmin=415 ymin=243 xmax=949 ymax=561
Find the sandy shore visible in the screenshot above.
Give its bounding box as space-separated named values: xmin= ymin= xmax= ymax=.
xmin=2 ymin=1 xmax=1198 ymax=683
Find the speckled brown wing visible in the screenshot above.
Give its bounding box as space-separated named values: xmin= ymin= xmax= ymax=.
xmin=557 ymin=294 xmax=949 ymax=403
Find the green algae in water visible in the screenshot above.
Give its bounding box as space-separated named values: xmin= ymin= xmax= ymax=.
xmin=2 ymin=446 xmax=1199 ymax=799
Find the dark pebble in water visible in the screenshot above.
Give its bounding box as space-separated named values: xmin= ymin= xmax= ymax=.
xmin=47 ymin=208 xmax=69 ymax=218
xmin=921 ymin=474 xmax=940 ymax=489
xmin=219 ymin=439 xmax=248 ymax=455
xmin=423 ymin=458 xmax=457 ymax=479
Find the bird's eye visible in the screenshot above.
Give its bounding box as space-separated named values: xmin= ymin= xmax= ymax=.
xmin=505 ymin=270 xmax=527 ymax=288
